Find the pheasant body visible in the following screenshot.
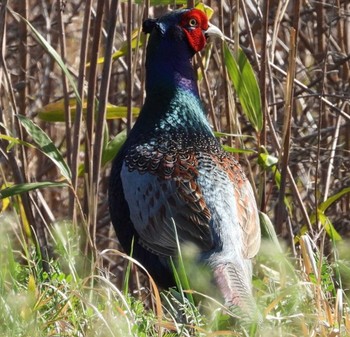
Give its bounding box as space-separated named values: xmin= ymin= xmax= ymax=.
xmin=109 ymin=8 xmax=260 ymax=316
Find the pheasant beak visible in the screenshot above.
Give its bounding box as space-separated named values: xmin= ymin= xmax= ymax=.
xmin=204 ymin=23 xmax=224 ymax=40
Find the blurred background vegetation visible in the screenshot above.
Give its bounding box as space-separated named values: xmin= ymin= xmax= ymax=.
xmin=0 ymin=0 xmax=349 ymax=336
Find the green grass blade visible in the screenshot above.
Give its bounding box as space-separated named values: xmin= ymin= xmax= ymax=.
xmin=122 ymin=237 xmax=134 ymax=296
xmin=0 ymin=182 xmax=69 ymax=199
xmin=171 ymin=219 xmax=194 ymax=305
xmin=17 ymin=115 xmax=72 ymax=181
xmin=169 ymin=257 xmax=183 ymax=295
xmin=259 ymin=211 xmax=283 ymax=253
xmin=223 ymin=42 xmax=262 ymax=132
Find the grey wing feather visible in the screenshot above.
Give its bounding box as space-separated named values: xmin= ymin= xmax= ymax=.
xmin=120 ymin=163 xmax=213 ymax=256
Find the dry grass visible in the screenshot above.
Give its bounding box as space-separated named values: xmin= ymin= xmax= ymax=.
xmin=0 ymin=0 xmax=349 ymax=336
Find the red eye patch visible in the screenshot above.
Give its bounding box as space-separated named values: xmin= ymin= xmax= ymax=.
xmin=180 ymin=9 xmax=209 ymax=31
xmin=179 ymin=9 xmax=209 ymax=52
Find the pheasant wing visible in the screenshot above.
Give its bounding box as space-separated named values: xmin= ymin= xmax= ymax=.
xmin=120 ymin=146 xmax=213 ymax=256
xmin=217 ymin=154 xmax=261 ymax=259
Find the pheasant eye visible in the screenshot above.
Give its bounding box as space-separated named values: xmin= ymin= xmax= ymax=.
xmin=188 ymin=18 xmax=197 ymax=27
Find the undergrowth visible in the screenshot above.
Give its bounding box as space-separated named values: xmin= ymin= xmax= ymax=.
xmin=1 ymin=212 xmax=349 ymax=336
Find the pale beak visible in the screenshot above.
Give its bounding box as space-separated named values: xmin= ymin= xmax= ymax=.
xmin=204 ymin=23 xmax=224 ymax=40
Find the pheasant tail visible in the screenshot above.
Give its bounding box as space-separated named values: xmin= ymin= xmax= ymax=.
xmin=214 ymin=263 xmax=261 ymax=324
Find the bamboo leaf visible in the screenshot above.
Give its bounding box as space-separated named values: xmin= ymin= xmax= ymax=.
xmin=77 ymin=130 xmax=126 ymax=174
xmin=222 ymin=145 xmax=255 ymax=155
xmin=309 ymin=213 xmax=342 ymax=241
xmin=0 ymin=134 xmax=34 ymax=151
xmin=0 ymin=182 xmax=69 ymax=199
xmin=18 ymin=196 xmax=32 ymax=238
xmin=17 ymin=115 xmax=72 ymax=181
xmin=317 ymin=212 xmax=342 ymax=241
xmin=223 ymin=43 xmax=262 ymax=132
xmin=308 ymin=188 xmax=350 ymax=241
xmin=106 ymin=104 xmax=140 ymax=119
xmin=195 ymin=3 xmax=214 ymax=19
xmin=319 ymin=187 xmax=350 ymax=213
xmin=214 ymin=131 xmax=255 ymax=139
xmin=258 ymin=152 xmax=278 ymax=169
xmin=102 ymin=130 xmax=127 ymax=167
xmin=37 ymin=98 xmax=140 ymax=122
xmin=0 ymin=184 xmax=11 ymax=212
xmin=133 ymin=0 xmax=186 ymax=4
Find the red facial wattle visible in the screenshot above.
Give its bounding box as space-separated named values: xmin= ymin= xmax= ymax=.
xmin=180 ymin=9 xmax=209 ymax=52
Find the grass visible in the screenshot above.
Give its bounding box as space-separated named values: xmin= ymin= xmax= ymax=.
xmin=1 ymin=214 xmax=349 ymax=336
xmin=1 ymin=0 xmax=350 ymax=336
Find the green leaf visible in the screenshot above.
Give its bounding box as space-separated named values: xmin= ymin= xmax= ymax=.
xmin=17 ymin=115 xmax=72 ymax=181
xmin=272 ymin=166 xmax=282 ymax=189
xmin=257 ymin=150 xmax=293 ymax=213
xmin=214 ymin=131 xmax=255 ymax=139
xmin=9 ymin=9 xmax=81 ymax=106
xmin=106 ymin=104 xmax=140 ymax=120
xmin=102 ymin=129 xmax=127 ymax=167
xmin=0 ymin=134 xmax=34 ymax=151
xmin=308 ymin=188 xmax=350 ymax=241
xmin=319 ymin=187 xmax=350 ymax=213
xmin=37 ymin=98 xmax=140 ymax=122
xmin=195 ymin=3 xmax=214 ymax=19
xmin=258 ymin=152 xmax=278 ymax=169
xmin=317 ymin=212 xmax=342 ymax=241
xmin=133 ymin=0 xmax=186 ymax=4
xmin=78 ymin=130 xmax=126 ymax=175
xmin=223 ymin=43 xmax=262 ymax=132
xmin=0 ymin=182 xmax=69 ymax=199
xmin=222 ymin=145 xmax=255 ymax=155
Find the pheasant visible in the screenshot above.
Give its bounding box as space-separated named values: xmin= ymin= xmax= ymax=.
xmin=109 ymin=8 xmax=261 ymax=319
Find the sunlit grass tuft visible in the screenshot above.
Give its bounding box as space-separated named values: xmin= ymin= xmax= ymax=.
xmin=1 ymin=209 xmax=350 ymax=336
xmin=0 ymin=215 xmax=151 ymax=336
xmin=255 ymin=235 xmax=350 ymax=336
